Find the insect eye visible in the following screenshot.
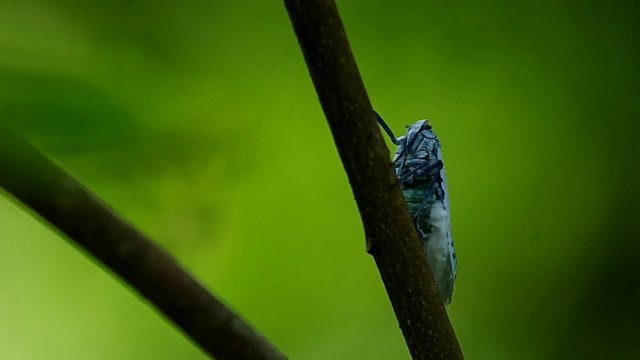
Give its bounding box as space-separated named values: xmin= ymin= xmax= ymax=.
xmin=422 ymin=120 xmax=432 ymax=130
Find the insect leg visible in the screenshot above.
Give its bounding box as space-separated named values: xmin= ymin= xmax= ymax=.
xmin=413 ymin=175 xmax=440 ymax=219
xmin=400 ymin=159 xmax=443 ymax=183
xmin=409 ymin=160 xmax=444 ymax=229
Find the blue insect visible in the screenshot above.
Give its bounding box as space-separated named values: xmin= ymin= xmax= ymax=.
xmin=376 ymin=111 xmax=457 ymax=304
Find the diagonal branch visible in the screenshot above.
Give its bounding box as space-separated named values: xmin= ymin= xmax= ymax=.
xmin=0 ymin=128 xmax=288 ymax=360
xmin=284 ymin=1 xmax=464 ymax=359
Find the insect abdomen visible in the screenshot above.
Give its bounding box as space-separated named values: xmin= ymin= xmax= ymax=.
xmin=402 ymin=185 xmax=455 ymax=305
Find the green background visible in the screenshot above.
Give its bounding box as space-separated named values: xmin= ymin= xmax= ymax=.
xmin=0 ymin=1 xmax=638 ymax=359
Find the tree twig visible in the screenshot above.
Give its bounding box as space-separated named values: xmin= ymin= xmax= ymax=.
xmin=283 ymin=1 xmax=464 ymax=359
xmin=0 ymin=129 xmax=288 ymax=360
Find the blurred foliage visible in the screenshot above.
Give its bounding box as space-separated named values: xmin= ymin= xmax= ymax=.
xmin=0 ymin=1 xmax=638 ymax=359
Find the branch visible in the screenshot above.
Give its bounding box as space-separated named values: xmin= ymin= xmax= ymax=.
xmin=0 ymin=129 xmax=287 ymax=360
xmin=284 ymin=1 xmax=464 ymax=359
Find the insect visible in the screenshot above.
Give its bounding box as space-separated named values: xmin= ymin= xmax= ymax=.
xmin=375 ymin=111 xmax=457 ymax=304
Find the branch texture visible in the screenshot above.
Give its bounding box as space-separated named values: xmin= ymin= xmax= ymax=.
xmin=284 ymin=1 xmax=464 ymax=359
xmin=0 ymin=129 xmax=287 ymax=360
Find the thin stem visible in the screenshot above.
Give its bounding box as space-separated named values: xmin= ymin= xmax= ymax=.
xmin=0 ymin=129 xmax=288 ymax=360
xmin=284 ymin=1 xmax=464 ymax=359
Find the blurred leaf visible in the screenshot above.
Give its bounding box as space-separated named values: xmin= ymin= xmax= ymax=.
xmin=0 ymin=70 xmax=138 ymax=152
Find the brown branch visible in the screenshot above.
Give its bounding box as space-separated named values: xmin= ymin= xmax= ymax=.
xmin=0 ymin=129 xmax=288 ymax=360
xmin=283 ymin=1 xmax=464 ymax=359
